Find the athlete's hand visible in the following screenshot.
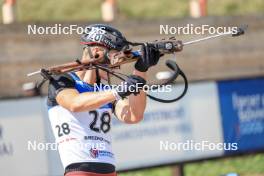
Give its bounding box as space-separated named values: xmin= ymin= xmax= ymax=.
xmin=115 ymin=75 xmax=146 ymax=98
xmin=135 ymin=43 xmax=162 ymax=72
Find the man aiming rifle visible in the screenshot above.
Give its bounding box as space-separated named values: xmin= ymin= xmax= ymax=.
xmin=47 ymin=24 xmax=182 ymax=176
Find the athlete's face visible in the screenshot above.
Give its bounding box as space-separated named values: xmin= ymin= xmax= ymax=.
xmin=82 ymin=46 xmax=120 ymax=64
xmin=81 ymin=46 xmax=121 ymax=81
xmin=98 ymin=49 xmax=121 ymax=81
xmin=81 ymin=46 xmax=107 ymax=63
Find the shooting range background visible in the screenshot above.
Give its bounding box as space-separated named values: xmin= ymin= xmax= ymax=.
xmin=0 ymin=15 xmax=264 ymax=97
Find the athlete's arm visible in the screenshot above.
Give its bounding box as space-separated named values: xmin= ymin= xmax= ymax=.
xmin=56 ymin=89 xmax=116 ymax=112
xmin=114 ymin=70 xmax=146 ymax=124
xmin=114 ymin=43 xmax=162 ymax=124
xmin=48 ymin=74 xmax=116 ymax=112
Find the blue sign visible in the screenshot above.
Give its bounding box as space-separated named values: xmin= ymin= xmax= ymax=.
xmin=217 ymin=77 xmax=264 ymax=153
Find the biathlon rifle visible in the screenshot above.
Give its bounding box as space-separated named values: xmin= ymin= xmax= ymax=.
xmin=27 ymin=25 xmax=247 ymax=103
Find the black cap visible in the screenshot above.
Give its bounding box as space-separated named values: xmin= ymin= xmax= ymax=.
xmin=81 ymin=24 xmax=128 ymax=51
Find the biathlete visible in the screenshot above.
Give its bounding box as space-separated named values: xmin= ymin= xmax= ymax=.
xmin=47 ymin=24 xmax=162 ymax=176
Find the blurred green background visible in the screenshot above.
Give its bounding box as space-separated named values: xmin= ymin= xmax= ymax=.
xmin=0 ymin=0 xmax=263 ymax=22
xmin=120 ymin=154 xmax=264 ymax=176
